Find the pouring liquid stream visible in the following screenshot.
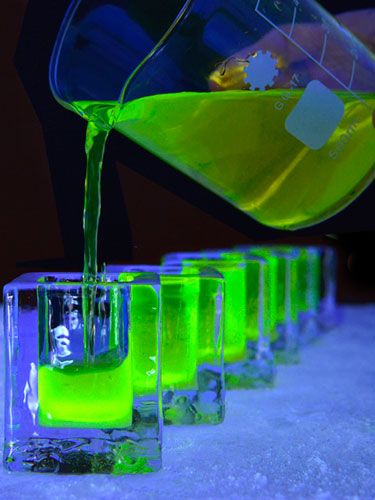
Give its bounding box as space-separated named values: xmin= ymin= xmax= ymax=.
xmin=82 ymin=117 xmax=110 ymax=364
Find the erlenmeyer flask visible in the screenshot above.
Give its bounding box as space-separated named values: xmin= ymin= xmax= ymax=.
xmin=50 ymin=0 xmax=375 ymax=230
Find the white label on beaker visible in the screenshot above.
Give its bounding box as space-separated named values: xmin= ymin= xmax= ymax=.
xmin=285 ymin=80 xmax=345 ymax=150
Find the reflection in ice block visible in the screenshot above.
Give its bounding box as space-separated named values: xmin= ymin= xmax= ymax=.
xmin=3 ymin=273 xmax=162 ymax=474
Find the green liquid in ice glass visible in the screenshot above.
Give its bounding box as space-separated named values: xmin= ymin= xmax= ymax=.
xmin=219 ymin=251 xmax=264 ymax=343
xmin=160 ymin=276 xmax=199 ymax=389
xmin=263 ymin=246 xmax=301 ymax=323
xmin=177 ymin=265 xmax=224 ymax=365
xmin=297 ymin=249 xmax=310 ymax=313
xmin=245 ymin=257 xmax=278 ymax=343
xmin=120 ymin=274 xmax=198 ymax=391
xmin=195 ymin=276 xmax=223 ymax=364
xmin=274 ymin=254 xmax=298 ymax=326
xmin=126 ymin=283 xmax=160 ymax=395
xmin=242 ymin=260 xmax=261 ymax=342
xmin=263 ymin=255 xmax=279 ymax=341
xmin=274 ymin=246 xmax=322 ymax=318
xmin=310 ymin=251 xmax=322 ymax=313
xmin=38 ymin=284 xmax=134 ymax=429
xmin=246 ymin=250 xmax=281 ymax=342
xmin=296 ymin=248 xmax=322 ymax=318
xmin=73 ymin=89 xmax=374 ymax=231
xmin=183 ymin=259 xmax=247 ymax=364
xmin=38 ymin=358 xmax=133 ymax=428
xmin=289 ymin=257 xmax=299 ymax=325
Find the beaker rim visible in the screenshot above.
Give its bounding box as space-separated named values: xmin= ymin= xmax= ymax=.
xmin=118 ymin=0 xmax=193 ymax=104
xmin=49 ymin=0 xmax=194 ymax=108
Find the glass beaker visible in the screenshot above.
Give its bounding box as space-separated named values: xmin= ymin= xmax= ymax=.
xmin=50 ymin=0 xmax=375 ymax=230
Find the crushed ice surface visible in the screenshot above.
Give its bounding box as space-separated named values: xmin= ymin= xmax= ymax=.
xmin=1 ymin=306 xmax=374 ymax=499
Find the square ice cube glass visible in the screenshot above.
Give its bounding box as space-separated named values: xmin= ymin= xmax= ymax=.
xmin=3 ymin=272 xmax=162 ymax=474
xmin=240 ymin=247 xmax=300 ymax=365
xmin=163 ymin=252 xmax=275 ymax=389
xmin=108 ymin=265 xmax=225 ymax=425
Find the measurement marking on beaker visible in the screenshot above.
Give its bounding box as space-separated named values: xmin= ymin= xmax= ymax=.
xmin=254 ymin=0 xmax=370 ymax=109
xmin=289 ymin=3 xmax=298 ymax=37
xmin=348 ymin=59 xmax=356 ymax=89
xmin=320 ymin=32 xmax=328 ymax=64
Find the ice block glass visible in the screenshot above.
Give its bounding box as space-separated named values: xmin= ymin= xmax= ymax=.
xmin=3 ymin=273 xmax=162 ymax=474
xmin=318 ymin=246 xmax=340 ymax=329
xmin=259 ymin=245 xmax=322 ymax=344
xmin=237 ymin=247 xmax=279 ymax=344
xmin=163 ymin=251 xmax=273 ymax=388
xmin=242 ymin=247 xmax=300 ymax=364
xmin=205 ymin=250 xmax=276 ymax=388
xmin=110 ymin=265 xmax=225 ymax=425
xmin=295 ymin=246 xmax=323 ymax=344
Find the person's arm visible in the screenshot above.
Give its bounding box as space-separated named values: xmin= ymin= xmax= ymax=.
xmin=336 ymin=9 xmax=375 ymax=51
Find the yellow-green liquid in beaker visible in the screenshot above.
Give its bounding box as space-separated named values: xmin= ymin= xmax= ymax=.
xmin=73 ymin=89 xmax=373 ymax=230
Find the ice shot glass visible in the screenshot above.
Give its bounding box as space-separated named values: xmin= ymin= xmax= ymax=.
xmin=295 ymin=246 xmax=323 ymax=344
xmin=163 ymin=251 xmax=274 ymax=389
xmin=206 ymin=250 xmax=276 ymax=388
xmin=318 ymin=246 xmax=340 ymax=330
xmin=240 ymin=247 xmax=300 ymax=364
xmin=3 ymin=272 xmax=162 ymax=474
xmin=108 ymin=265 xmax=225 ymax=425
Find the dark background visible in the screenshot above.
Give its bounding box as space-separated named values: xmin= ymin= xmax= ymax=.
xmin=0 ymin=0 xmax=374 ymax=301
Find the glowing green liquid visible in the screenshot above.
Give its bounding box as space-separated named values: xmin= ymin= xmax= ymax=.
xmin=181 ymin=259 xmax=247 ymax=364
xmin=209 ymin=264 xmax=247 ymax=363
xmin=242 ymin=255 xmax=278 ymax=343
xmin=262 ymin=255 xmax=279 ymax=342
xmin=195 ymin=276 xmax=223 ymax=364
xmin=83 ymin=121 xmax=109 ymax=280
xmin=126 ymin=283 xmax=160 ymax=395
xmin=38 ymin=356 xmax=133 ymax=428
xmin=160 ymin=276 xmax=199 ymax=388
xmin=297 ymin=249 xmax=322 ymax=314
xmin=248 ymin=248 xmax=299 ymax=333
xmin=263 ymin=246 xmax=321 ymax=319
xmin=38 ymin=284 xmax=134 ymax=429
xmin=243 ymin=260 xmax=263 ymax=342
xmin=245 ymin=250 xmax=281 ymax=342
xmin=121 ymin=274 xmax=199 ymax=391
xmin=274 ymin=255 xmax=298 ymax=326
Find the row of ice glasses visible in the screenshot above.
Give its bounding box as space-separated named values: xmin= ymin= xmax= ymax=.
xmin=3 ymin=246 xmax=338 ymax=473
